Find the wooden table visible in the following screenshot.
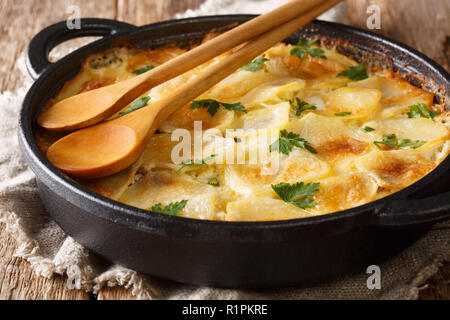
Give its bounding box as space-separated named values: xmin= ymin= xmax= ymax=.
xmin=0 ymin=0 xmax=448 ymax=300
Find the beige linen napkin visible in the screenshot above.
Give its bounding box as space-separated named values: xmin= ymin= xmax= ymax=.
xmin=0 ymin=1 xmax=448 ymax=299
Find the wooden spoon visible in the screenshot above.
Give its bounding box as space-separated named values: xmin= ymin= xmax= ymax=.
xmin=38 ymin=0 xmax=330 ymax=131
xmin=46 ymin=0 xmax=342 ymax=178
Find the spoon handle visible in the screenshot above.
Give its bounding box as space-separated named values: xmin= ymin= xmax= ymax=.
xmin=38 ymin=0 xmax=334 ymax=131
xmin=119 ymin=0 xmax=341 ymax=139
xmin=127 ymin=0 xmax=329 ymax=93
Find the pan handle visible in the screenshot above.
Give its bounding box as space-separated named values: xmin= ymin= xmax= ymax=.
xmin=373 ymin=189 xmax=450 ymax=227
xmin=26 ymin=18 xmax=136 ymax=80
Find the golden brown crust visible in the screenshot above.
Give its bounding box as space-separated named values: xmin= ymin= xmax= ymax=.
xmin=126 ymin=47 xmax=186 ymax=72
xmin=317 ymin=137 xmax=369 ymax=160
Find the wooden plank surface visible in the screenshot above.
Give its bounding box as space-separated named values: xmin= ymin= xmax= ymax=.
xmin=347 ymin=0 xmax=450 ymax=72
xmin=0 ymin=0 xmax=448 ymax=300
xmin=0 ymin=223 xmax=90 ymax=300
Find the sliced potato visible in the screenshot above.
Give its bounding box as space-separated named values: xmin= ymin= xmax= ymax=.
xmin=81 ymin=155 xmax=144 ymax=200
xmin=272 ymin=149 xmax=331 ymax=184
xmin=324 ymin=87 xmax=382 ymax=119
xmin=232 ymin=102 xmax=290 ymax=136
xmin=362 ymin=118 xmax=449 ymax=147
xmin=354 ymin=150 xmax=436 ymax=189
xmin=224 ymin=149 xmax=330 ymax=197
xmin=347 ymin=76 xmax=434 ymax=107
xmin=286 ymin=113 xmax=370 ymax=164
xmin=118 ymin=169 xmax=219 ymax=219
xmin=239 ymin=78 xmax=306 ymax=108
xmin=309 ymin=173 xmax=378 ymax=215
xmin=206 ymin=68 xmax=281 ymax=101
xmin=226 ymin=197 xmax=312 ymax=221
xmin=380 ymin=96 xmax=435 ymax=119
xmin=265 ymin=43 xmax=354 ymax=80
xmin=160 ymin=103 xmax=235 ymax=132
xmin=266 ymin=54 xmax=345 ymax=80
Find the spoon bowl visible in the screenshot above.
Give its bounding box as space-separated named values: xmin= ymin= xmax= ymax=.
xmin=47 ymin=123 xmax=138 ymax=178
xmin=38 ymin=87 xmax=117 ymax=131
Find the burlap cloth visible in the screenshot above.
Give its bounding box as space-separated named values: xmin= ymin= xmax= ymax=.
xmin=0 ymin=0 xmax=449 ymax=300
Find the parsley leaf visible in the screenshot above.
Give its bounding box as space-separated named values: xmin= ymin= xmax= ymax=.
xmin=374 ymin=134 xmax=427 ymax=150
xmin=304 ymin=47 xmax=327 ymax=59
xmin=335 ymin=111 xmax=352 ymax=117
xmin=290 ymin=38 xmax=326 ymax=60
xmin=119 ymin=96 xmax=150 ymax=116
xmin=362 ymin=126 xmax=375 ymax=132
xmin=221 ymin=102 xmax=247 ymax=113
xmin=207 ymin=177 xmax=220 ymax=186
xmin=296 ymin=39 xmax=320 ymax=47
xmin=397 ymin=139 xmax=427 ymax=149
xmin=241 ymin=58 xmax=269 ymax=72
xmin=270 ymin=130 xmax=317 ymax=155
xmin=271 ymin=182 xmax=319 ymax=209
xmin=132 ymin=65 xmax=155 ymax=75
xmin=374 ymin=134 xmax=398 ymax=148
xmin=191 ymin=99 xmax=220 ymax=116
xmin=191 ymin=99 xmax=247 ymax=117
xmin=151 ymin=200 xmax=187 ymax=216
xmin=337 ymin=64 xmax=368 ymax=81
xmin=178 ymin=154 xmax=217 ymax=171
xmin=407 ymin=103 xmax=438 ymax=120
xmin=283 ymin=97 xmax=317 ymax=116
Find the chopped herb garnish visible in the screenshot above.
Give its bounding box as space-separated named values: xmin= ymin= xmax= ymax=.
xmin=132 ymin=65 xmax=155 ymax=75
xmin=407 ymin=103 xmax=438 ymax=120
xmin=335 ymin=111 xmax=352 ymax=117
xmin=290 ymin=38 xmax=326 ymax=60
xmin=374 ymin=134 xmax=427 ymax=150
xmin=241 ymin=58 xmax=269 ymax=72
xmin=374 ymin=134 xmax=398 ymax=149
xmin=151 ymin=200 xmax=187 ymax=216
xmin=207 ymin=177 xmax=220 ymax=186
xmin=396 ymin=139 xmax=427 ymax=149
xmin=296 ymin=38 xmax=320 ymax=47
xmin=119 ymin=96 xmax=150 ymax=116
xmin=191 ymin=99 xmax=247 ymax=117
xmin=271 ymin=182 xmax=319 ymax=209
xmin=282 ymin=97 xmax=316 ymax=116
xmin=270 ymin=130 xmax=317 ymax=155
xmin=178 ymin=154 xmax=217 ymax=171
xmin=337 ymin=64 xmax=368 ymax=81
xmin=362 ymin=126 xmax=375 ymax=132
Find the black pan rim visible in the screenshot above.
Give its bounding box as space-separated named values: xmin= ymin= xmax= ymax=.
xmin=19 ymin=15 xmax=450 ymax=235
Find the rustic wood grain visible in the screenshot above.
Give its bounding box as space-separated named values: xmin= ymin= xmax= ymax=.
xmin=117 ymin=0 xmax=204 ymax=25
xmin=347 ymin=0 xmax=450 ymax=72
xmin=0 ymin=0 xmax=117 ymax=93
xmin=0 ymin=0 xmax=448 ymax=300
xmin=97 ymin=286 xmax=136 ymax=300
xmin=0 ymin=223 xmax=89 ymax=300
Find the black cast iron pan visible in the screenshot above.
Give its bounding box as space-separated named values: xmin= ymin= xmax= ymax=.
xmin=19 ymin=16 xmax=450 ymax=288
